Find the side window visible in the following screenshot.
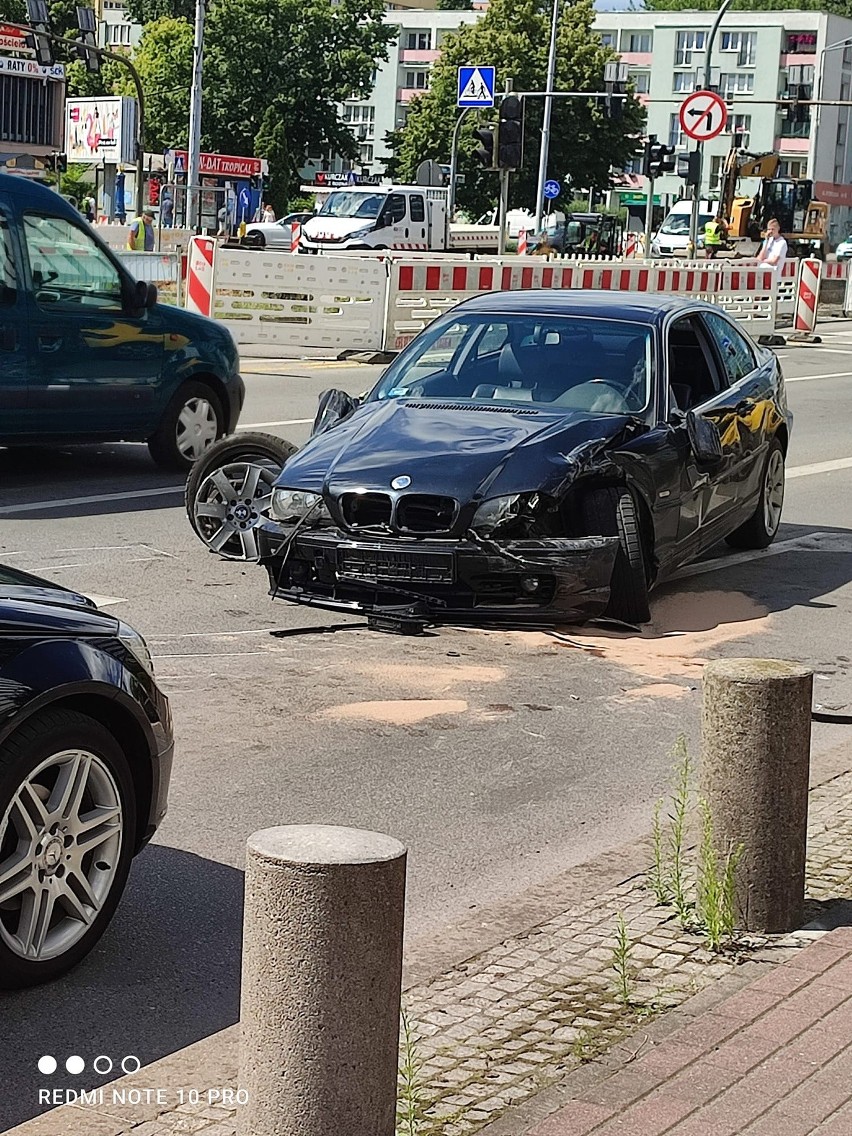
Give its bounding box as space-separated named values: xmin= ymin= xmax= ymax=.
xmin=384 ymin=194 xmax=407 ymax=224
xmin=475 ymin=322 xmax=509 ymax=357
xmin=409 ymin=194 xmax=425 ymax=223
xmin=703 ymin=312 xmax=757 ymax=386
xmin=0 ymin=215 xmax=17 ymax=304
xmin=667 ymin=315 xmax=724 ymax=410
xmin=22 ymin=214 xmax=122 ymax=311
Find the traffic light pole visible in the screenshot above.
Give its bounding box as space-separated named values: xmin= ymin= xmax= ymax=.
xmin=8 ymin=21 xmax=146 ymax=218
xmin=447 ymin=108 xmax=471 ymax=227
xmin=687 ymin=0 xmax=733 ymax=257
xmin=534 ymin=0 xmax=560 ymax=235
xmin=644 ymin=175 xmax=655 ymax=254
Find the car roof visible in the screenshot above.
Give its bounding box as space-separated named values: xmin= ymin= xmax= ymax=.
xmin=0 ymin=173 xmax=82 ymax=222
xmin=455 ymin=289 xmax=714 ymax=326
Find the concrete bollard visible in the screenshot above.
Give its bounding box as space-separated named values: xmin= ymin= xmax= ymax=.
xmin=239 ymin=825 xmax=407 ymax=1136
xmin=701 ymin=658 xmax=813 ymax=934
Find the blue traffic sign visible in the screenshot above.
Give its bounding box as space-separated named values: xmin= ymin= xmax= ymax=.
xmin=458 ymin=66 xmax=495 ymax=108
xmin=544 ymin=179 xmax=561 ymax=200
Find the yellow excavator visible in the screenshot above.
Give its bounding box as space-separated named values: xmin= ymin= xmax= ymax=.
xmin=720 ymin=147 xmax=830 ymax=258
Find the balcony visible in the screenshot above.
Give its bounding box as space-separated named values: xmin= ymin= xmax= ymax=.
xmin=619 ymin=51 xmax=652 ymax=67
xmin=398 ymin=87 xmax=428 ymax=102
xmin=399 ymin=48 xmax=439 ymax=63
xmin=775 ymin=132 xmax=811 ymax=152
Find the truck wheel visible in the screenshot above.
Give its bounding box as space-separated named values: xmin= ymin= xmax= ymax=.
xmin=186 ymin=432 xmax=298 ymax=560
xmin=148 ymin=381 xmax=224 ymax=471
xmin=580 ymin=486 xmax=650 ymax=625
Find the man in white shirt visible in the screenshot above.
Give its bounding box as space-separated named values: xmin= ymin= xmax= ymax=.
xmin=756 ymin=217 xmax=788 ymax=273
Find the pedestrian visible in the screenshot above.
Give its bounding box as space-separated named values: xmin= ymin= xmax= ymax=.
xmin=126 ymin=210 xmax=155 ymax=251
xmin=756 ymin=217 xmax=788 ymax=273
xmin=262 ymin=203 xmax=276 ymax=223
xmin=217 ymin=203 xmax=230 ymax=237
xmin=160 ymin=187 xmax=174 ymax=229
xmin=704 ymin=213 xmax=727 ymax=259
xmin=83 ymin=194 xmax=95 ymax=223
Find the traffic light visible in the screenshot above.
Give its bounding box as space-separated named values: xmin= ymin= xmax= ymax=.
xmin=676 ymin=151 xmax=700 ymax=185
xmin=56 ymin=152 xmax=67 ymax=173
xmin=497 ymin=95 xmax=524 ymax=170
xmin=642 ymin=136 xmax=676 ymax=178
xmin=24 ymin=0 xmax=54 ymax=66
xmin=602 ymin=60 xmax=628 ymax=121
xmin=473 ymin=124 xmax=497 ymax=170
xmin=75 ymin=6 xmax=100 ymax=74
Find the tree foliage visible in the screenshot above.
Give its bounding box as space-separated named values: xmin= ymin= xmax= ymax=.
xmin=112 ymin=18 xmax=193 ymax=151
xmin=437 ymin=0 xmax=473 ymax=10
xmin=123 ymin=0 xmax=193 ymax=27
xmin=385 ymin=0 xmax=645 ymax=217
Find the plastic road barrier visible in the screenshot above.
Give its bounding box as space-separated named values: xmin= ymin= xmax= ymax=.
xmin=794 ymin=258 xmax=822 ymax=335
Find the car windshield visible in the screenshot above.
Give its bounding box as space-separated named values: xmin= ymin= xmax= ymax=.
xmin=318 ymin=192 xmax=384 ymax=219
xmin=660 ymin=213 xmax=712 ymax=235
xmin=371 ymin=314 xmax=654 ymax=416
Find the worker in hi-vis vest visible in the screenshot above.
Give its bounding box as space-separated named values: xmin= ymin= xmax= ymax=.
xmin=703 ymin=214 xmax=728 ymax=260
xmin=127 ymin=210 xmax=155 ymax=251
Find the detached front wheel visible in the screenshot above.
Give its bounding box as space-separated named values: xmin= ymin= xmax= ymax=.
xmin=185 ymin=431 xmax=298 ymax=560
xmin=580 ymin=486 xmax=650 ymax=625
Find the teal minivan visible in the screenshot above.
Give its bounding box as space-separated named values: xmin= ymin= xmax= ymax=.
xmin=0 ymin=174 xmax=244 ymax=469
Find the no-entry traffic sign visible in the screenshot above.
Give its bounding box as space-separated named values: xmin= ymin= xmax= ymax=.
xmin=679 ymin=90 xmax=728 ymax=143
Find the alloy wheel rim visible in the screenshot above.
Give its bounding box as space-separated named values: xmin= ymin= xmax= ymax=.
xmin=193 ymin=458 xmax=282 ymax=560
xmin=177 ymin=398 xmax=218 ymax=460
xmin=763 ymin=449 xmax=784 ymax=536
xmin=0 ymin=750 xmax=123 ymax=962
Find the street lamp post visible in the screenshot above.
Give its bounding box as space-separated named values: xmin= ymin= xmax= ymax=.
xmin=186 ymin=0 xmax=206 ymax=229
xmin=687 ymin=0 xmax=734 ymax=257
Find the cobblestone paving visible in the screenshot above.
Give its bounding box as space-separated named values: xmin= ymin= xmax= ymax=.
xmin=12 ymin=771 xmax=852 ymax=1136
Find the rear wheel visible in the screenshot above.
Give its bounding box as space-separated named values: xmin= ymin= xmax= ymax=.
xmin=148 ymin=380 xmax=224 ymax=470
xmin=0 ymin=710 xmax=136 ymax=989
xmin=185 ymin=432 xmax=298 ymax=560
xmin=580 ymin=486 xmax=650 ymax=624
xmin=725 ymin=439 xmax=785 ymax=550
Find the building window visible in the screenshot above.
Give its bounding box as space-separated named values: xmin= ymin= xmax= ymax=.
xmin=108 ymin=23 xmax=131 ymax=45
xmin=669 ymin=113 xmax=686 ymax=149
xmin=729 ymin=113 xmax=752 ymax=147
xmin=785 ymin=32 xmax=817 ymax=54
xmin=720 ymin=31 xmax=756 ymax=67
xmin=622 ymin=31 xmax=651 ymax=53
xmin=709 ymin=154 xmax=724 ymax=192
xmin=842 ymin=80 xmax=850 ymax=102
xmin=404 ymin=71 xmax=429 ymax=90
xmin=599 ymin=31 xmax=616 ymax=48
xmin=404 ymin=31 xmax=430 ymax=50
xmin=675 ymin=30 xmax=705 ymax=67
xmin=785 ymin=64 xmax=815 ymax=86
xmin=630 ymin=72 xmax=650 ymax=94
xmin=838 ymin=122 xmax=847 ymax=146
xmin=359 ymin=144 xmax=373 ymax=164
xmin=720 ymin=72 xmax=754 ymax=98
xmin=779 ymin=159 xmax=805 ymax=178
xmin=844 ymin=45 xmax=852 ymax=68
xmin=673 ymin=72 xmax=696 ymax=94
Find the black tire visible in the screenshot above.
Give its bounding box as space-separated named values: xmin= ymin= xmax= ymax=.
xmin=0 ymin=710 xmax=137 ymax=989
xmin=580 ymin=486 xmax=651 ymax=625
xmin=148 ymin=380 xmax=225 ymax=471
xmin=725 ymin=439 xmax=785 ymax=550
xmin=246 ymin=232 xmax=265 ymax=249
xmin=185 ymin=432 xmax=298 ymax=560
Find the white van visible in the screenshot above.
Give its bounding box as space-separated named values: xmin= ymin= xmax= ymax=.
xmin=650 ymin=199 xmax=717 ymax=258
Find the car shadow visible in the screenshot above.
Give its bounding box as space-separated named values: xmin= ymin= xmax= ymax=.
xmin=0 ymin=844 xmax=243 ymax=1131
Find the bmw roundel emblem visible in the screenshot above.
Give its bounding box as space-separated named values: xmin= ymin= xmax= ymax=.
xmin=391 ymin=475 xmax=411 ymax=490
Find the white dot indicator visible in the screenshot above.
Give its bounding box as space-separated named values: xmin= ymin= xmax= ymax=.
xmin=37 ymin=1056 xmax=57 ymax=1075
xmin=66 ymin=1056 xmax=85 ymax=1075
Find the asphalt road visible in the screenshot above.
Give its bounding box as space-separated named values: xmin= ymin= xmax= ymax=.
xmin=1 ymin=326 xmax=852 ymax=1128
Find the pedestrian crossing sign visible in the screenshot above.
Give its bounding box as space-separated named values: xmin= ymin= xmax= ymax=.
xmin=174 ymin=153 xmax=186 ymax=174
xmin=458 ymin=66 xmax=495 ymax=108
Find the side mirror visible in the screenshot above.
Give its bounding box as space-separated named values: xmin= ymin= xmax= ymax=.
xmin=686 ymin=409 xmax=723 ymax=465
xmin=312 ymin=388 xmax=359 ymax=436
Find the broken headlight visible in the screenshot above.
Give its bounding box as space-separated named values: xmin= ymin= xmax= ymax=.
xmin=471 ymin=494 xmax=523 ymax=537
xmin=271 ymin=488 xmax=330 ymax=523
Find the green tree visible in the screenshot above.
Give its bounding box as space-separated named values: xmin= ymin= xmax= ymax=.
xmin=385 ymin=0 xmax=645 ymax=217
xmin=123 ymin=0 xmax=193 ymax=26
xmin=437 ymin=0 xmax=473 ymax=10
xmin=202 ymin=0 xmax=394 ymax=210
xmin=112 ymin=17 xmax=193 ymax=151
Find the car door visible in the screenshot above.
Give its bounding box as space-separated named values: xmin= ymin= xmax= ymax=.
xmin=0 ymin=199 xmax=29 ymax=436
xmin=378 ymin=193 xmax=408 ymax=248
xmin=20 ymin=210 xmax=164 ymax=439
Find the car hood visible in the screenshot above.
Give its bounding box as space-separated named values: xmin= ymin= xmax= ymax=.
xmin=0 ymin=565 xmax=122 ymax=635
xmin=302 ymin=216 xmax=376 ymax=240
xmin=275 ymin=399 xmax=633 ymax=502
xmin=0 ymin=564 xmax=98 ymax=611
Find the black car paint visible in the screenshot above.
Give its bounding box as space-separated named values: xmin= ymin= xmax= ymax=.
xmin=0 ymin=565 xmax=172 ymax=849
xmin=258 ymin=291 xmax=790 ymax=624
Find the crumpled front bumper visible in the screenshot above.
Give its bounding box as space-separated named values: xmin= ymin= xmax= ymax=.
xmin=256 ymin=522 xmax=620 ymax=626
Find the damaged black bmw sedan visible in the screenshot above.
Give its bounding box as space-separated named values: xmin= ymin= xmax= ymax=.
xmin=188 ymin=291 xmax=790 ymax=628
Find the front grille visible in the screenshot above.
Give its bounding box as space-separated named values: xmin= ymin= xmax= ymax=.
xmin=340 ymin=492 xmax=392 ymax=528
xmin=397 ymin=494 xmax=457 ymax=534
xmin=404 ymin=402 xmax=541 ymax=416
xmin=338 ymin=548 xmax=454 ymax=583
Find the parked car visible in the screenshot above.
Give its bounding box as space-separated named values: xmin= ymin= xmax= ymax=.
xmin=0 ymin=174 xmax=244 ymax=469
xmin=0 ymin=564 xmax=172 ymax=987
xmin=835 ymin=236 xmax=852 ymax=261
xmin=244 ymin=211 xmax=315 ymax=249
xmin=185 ymin=291 xmax=790 ymax=630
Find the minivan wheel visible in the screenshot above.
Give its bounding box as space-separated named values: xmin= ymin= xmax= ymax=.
xmin=186 ymin=432 xmax=298 ymax=560
xmin=0 ymin=710 xmax=136 ymax=989
xmin=725 ymin=439 xmax=785 ymax=550
xmin=148 ymin=380 xmax=224 ymax=470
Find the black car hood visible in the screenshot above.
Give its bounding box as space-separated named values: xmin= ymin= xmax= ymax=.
xmin=0 ymin=564 xmax=98 ymax=612
xmin=276 ymin=399 xmax=632 ymax=501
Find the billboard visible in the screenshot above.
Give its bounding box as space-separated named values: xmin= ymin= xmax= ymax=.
xmin=65 ymin=96 xmax=137 ymax=165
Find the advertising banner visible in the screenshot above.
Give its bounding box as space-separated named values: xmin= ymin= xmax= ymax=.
xmin=65 ymin=96 xmax=138 ymax=165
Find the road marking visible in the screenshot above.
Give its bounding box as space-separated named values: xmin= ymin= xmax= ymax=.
xmin=786 ymin=371 xmax=851 ymax=383
xmin=670 ymin=530 xmax=852 ymax=582
xmin=237 ymin=418 xmax=312 ymax=430
xmin=787 ymin=456 xmax=852 ymax=479
xmin=89 ymin=594 xmax=127 ymax=607
xmin=0 ymin=485 xmax=184 ymax=515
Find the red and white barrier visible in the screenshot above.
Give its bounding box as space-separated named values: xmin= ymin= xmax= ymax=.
xmin=793 ymin=258 xmax=821 ymax=335
xmin=622 ymin=232 xmax=642 ymax=258
xmin=290 ymin=222 xmax=301 ymax=254
xmin=517 ymin=229 xmax=528 ymax=256
xmin=185 ymin=237 xmax=217 ymax=317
